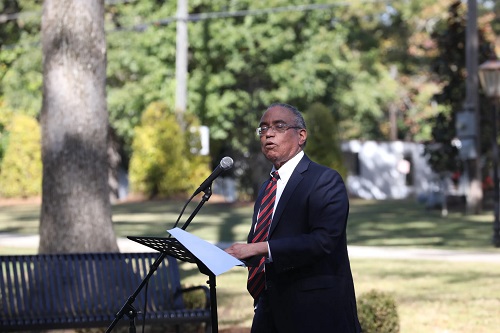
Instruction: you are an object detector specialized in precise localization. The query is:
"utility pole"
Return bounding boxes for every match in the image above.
[389,65,398,141]
[457,0,482,214]
[175,0,188,127]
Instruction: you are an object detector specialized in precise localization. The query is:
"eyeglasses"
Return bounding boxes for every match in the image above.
[256,122,302,136]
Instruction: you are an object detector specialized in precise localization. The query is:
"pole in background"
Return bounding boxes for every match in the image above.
[479,59,500,247]
[491,100,500,247]
[175,0,188,127]
[457,0,482,214]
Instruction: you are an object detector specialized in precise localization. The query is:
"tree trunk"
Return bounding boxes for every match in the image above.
[39,0,118,253]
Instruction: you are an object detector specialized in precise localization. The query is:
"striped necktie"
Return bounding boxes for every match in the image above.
[247,171,279,300]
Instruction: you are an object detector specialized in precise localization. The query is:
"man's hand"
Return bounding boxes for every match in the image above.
[225,242,268,260]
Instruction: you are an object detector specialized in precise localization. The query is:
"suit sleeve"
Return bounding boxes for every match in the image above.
[268,168,349,273]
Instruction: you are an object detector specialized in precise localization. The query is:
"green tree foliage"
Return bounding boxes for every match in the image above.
[2,46,42,117]
[0,0,42,117]
[0,0,22,86]
[186,0,405,145]
[0,114,42,197]
[106,1,178,157]
[185,0,407,194]
[129,101,210,198]
[425,112,462,175]
[1,0,497,196]
[357,290,400,333]
[0,101,14,162]
[304,102,347,179]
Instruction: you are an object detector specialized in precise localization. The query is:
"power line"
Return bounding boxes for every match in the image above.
[189,1,389,21]
[118,0,391,32]
[1,1,391,26]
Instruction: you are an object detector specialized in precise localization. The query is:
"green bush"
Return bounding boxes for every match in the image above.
[0,114,42,198]
[357,290,400,333]
[181,284,208,309]
[0,103,14,165]
[304,102,348,179]
[129,101,210,198]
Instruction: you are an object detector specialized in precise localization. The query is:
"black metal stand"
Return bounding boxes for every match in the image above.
[127,236,219,333]
[107,188,219,332]
[181,188,212,230]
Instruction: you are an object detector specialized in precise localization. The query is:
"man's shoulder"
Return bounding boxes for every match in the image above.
[301,155,337,174]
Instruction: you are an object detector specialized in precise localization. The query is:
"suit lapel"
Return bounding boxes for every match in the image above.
[268,155,310,237]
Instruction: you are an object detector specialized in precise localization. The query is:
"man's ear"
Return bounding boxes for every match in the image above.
[298,129,307,146]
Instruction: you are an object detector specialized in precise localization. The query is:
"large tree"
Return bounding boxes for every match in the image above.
[39,0,118,253]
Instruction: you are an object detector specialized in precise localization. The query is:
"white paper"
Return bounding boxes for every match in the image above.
[167,227,244,276]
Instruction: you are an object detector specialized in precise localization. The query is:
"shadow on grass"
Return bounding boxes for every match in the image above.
[0,204,40,235]
[347,199,493,248]
[0,197,496,249]
[112,199,254,244]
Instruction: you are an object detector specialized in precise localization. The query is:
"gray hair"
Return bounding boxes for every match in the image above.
[267,103,307,130]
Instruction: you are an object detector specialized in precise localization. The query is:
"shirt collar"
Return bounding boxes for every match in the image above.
[270,150,304,184]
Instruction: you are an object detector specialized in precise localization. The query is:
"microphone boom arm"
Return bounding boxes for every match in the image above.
[181,185,212,230]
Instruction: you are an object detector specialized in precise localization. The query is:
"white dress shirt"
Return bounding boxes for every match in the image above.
[265,150,304,261]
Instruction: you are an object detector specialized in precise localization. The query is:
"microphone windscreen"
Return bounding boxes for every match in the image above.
[220,156,234,170]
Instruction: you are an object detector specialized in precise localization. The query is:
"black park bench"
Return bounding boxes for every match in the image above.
[0,252,212,332]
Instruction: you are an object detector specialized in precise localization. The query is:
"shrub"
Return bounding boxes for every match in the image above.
[357,290,400,333]
[0,103,14,165]
[181,284,207,309]
[304,102,348,179]
[129,101,210,198]
[0,114,42,198]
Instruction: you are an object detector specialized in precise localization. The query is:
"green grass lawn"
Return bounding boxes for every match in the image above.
[111,198,497,249]
[1,197,500,332]
[180,258,500,333]
[2,197,495,248]
[348,199,495,249]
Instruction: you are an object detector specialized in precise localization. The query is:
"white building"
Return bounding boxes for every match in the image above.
[341,140,437,200]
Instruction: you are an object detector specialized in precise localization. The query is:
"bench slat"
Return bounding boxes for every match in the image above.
[0,252,211,332]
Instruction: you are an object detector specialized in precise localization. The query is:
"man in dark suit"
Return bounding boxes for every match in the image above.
[225,103,362,333]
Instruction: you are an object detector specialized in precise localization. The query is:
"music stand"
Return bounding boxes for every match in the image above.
[126,229,243,333]
[128,235,218,332]
[107,186,241,333]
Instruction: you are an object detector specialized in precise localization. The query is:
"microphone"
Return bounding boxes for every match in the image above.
[193,156,234,195]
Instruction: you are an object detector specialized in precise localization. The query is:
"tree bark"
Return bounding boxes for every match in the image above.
[39,0,118,253]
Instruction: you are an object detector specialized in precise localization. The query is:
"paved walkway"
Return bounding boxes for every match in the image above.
[346,245,500,263]
[1,233,499,263]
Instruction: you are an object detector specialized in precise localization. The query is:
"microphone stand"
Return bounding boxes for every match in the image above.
[182,187,212,230]
[181,186,220,332]
[106,186,213,333]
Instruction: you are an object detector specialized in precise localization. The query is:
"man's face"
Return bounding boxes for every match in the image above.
[259,106,307,169]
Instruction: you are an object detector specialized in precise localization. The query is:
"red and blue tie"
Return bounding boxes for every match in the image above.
[247,171,279,300]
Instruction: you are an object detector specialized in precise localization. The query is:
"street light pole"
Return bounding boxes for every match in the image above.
[491,98,500,247]
[479,59,500,247]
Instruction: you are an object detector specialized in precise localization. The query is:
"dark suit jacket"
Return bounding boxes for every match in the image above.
[248,154,362,333]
